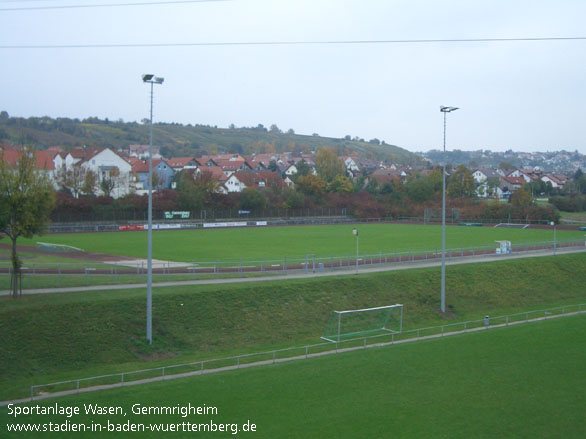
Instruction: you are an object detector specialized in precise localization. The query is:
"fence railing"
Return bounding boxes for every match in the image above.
[28,303,586,401]
[50,207,350,224]
[45,216,567,234]
[2,238,585,291]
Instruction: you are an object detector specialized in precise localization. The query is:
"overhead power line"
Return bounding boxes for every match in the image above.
[1,36,585,50]
[0,0,228,11]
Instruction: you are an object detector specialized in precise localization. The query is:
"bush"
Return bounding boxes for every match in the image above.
[549,195,586,212]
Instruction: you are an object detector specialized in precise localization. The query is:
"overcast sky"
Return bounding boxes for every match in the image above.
[1,0,586,153]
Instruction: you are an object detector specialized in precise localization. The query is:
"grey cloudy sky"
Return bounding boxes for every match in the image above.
[1,0,586,153]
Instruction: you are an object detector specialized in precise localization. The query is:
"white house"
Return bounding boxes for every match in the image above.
[541,174,566,189]
[343,157,360,174]
[77,148,133,198]
[284,164,298,176]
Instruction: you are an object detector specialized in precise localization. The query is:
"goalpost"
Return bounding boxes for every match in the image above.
[494,223,530,229]
[321,304,403,343]
[36,242,84,253]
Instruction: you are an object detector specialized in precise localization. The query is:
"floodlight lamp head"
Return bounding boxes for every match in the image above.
[142,74,154,82]
[440,106,459,113]
[154,77,164,84]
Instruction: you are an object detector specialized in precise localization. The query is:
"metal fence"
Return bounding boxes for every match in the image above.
[45,216,565,234]
[2,238,585,290]
[28,303,586,401]
[50,207,350,223]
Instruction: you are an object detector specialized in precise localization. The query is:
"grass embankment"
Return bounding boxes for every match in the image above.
[0,253,585,400]
[16,224,585,262]
[1,315,584,438]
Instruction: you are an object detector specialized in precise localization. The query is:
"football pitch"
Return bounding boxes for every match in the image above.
[18,223,586,262]
[2,314,584,438]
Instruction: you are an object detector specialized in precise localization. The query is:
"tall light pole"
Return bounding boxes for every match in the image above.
[550,221,557,255]
[352,228,359,273]
[440,106,458,313]
[142,74,164,344]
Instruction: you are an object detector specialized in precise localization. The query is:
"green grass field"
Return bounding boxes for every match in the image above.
[14,223,585,262]
[1,252,585,401]
[2,314,584,438]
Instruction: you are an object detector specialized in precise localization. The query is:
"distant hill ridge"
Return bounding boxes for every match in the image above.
[0,114,424,165]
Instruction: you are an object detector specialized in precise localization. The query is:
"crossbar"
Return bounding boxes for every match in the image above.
[335,304,402,314]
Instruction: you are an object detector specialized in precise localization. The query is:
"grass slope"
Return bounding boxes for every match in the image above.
[0,117,423,164]
[15,223,586,262]
[1,253,585,400]
[2,315,584,438]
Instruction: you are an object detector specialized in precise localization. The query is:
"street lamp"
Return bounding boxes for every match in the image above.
[550,221,557,255]
[440,106,458,314]
[352,228,359,273]
[142,73,164,344]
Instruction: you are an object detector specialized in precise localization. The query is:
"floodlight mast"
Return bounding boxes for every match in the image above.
[352,228,359,273]
[440,105,459,314]
[142,73,164,345]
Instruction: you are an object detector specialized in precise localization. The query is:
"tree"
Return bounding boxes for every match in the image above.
[294,160,312,178]
[81,169,98,196]
[510,186,532,208]
[100,168,120,197]
[406,174,435,203]
[55,165,89,198]
[239,188,267,211]
[486,177,501,198]
[327,175,354,193]
[151,170,162,190]
[0,150,56,298]
[316,147,345,182]
[296,174,326,196]
[177,169,219,211]
[281,188,304,209]
[268,161,280,173]
[447,165,476,198]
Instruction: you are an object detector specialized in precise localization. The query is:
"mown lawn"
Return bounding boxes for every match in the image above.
[16,223,585,262]
[2,314,584,438]
[1,252,585,401]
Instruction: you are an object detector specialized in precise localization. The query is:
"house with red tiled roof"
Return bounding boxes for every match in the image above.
[167,157,200,172]
[128,144,161,160]
[212,153,246,162]
[223,171,283,193]
[369,168,409,185]
[217,159,252,176]
[1,149,56,171]
[501,176,526,193]
[508,168,542,183]
[66,147,133,198]
[541,174,567,189]
[131,158,174,190]
[1,148,58,187]
[197,156,219,167]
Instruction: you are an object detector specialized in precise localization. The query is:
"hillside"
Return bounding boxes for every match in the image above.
[422,148,586,174]
[0,113,425,164]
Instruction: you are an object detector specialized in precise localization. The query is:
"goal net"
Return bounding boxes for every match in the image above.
[321,304,403,343]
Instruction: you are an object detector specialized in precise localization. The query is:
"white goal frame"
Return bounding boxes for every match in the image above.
[321,304,403,343]
[36,242,84,252]
[494,223,530,229]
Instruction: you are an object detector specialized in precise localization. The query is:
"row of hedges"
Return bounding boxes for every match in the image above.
[51,190,558,224]
[549,195,586,212]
